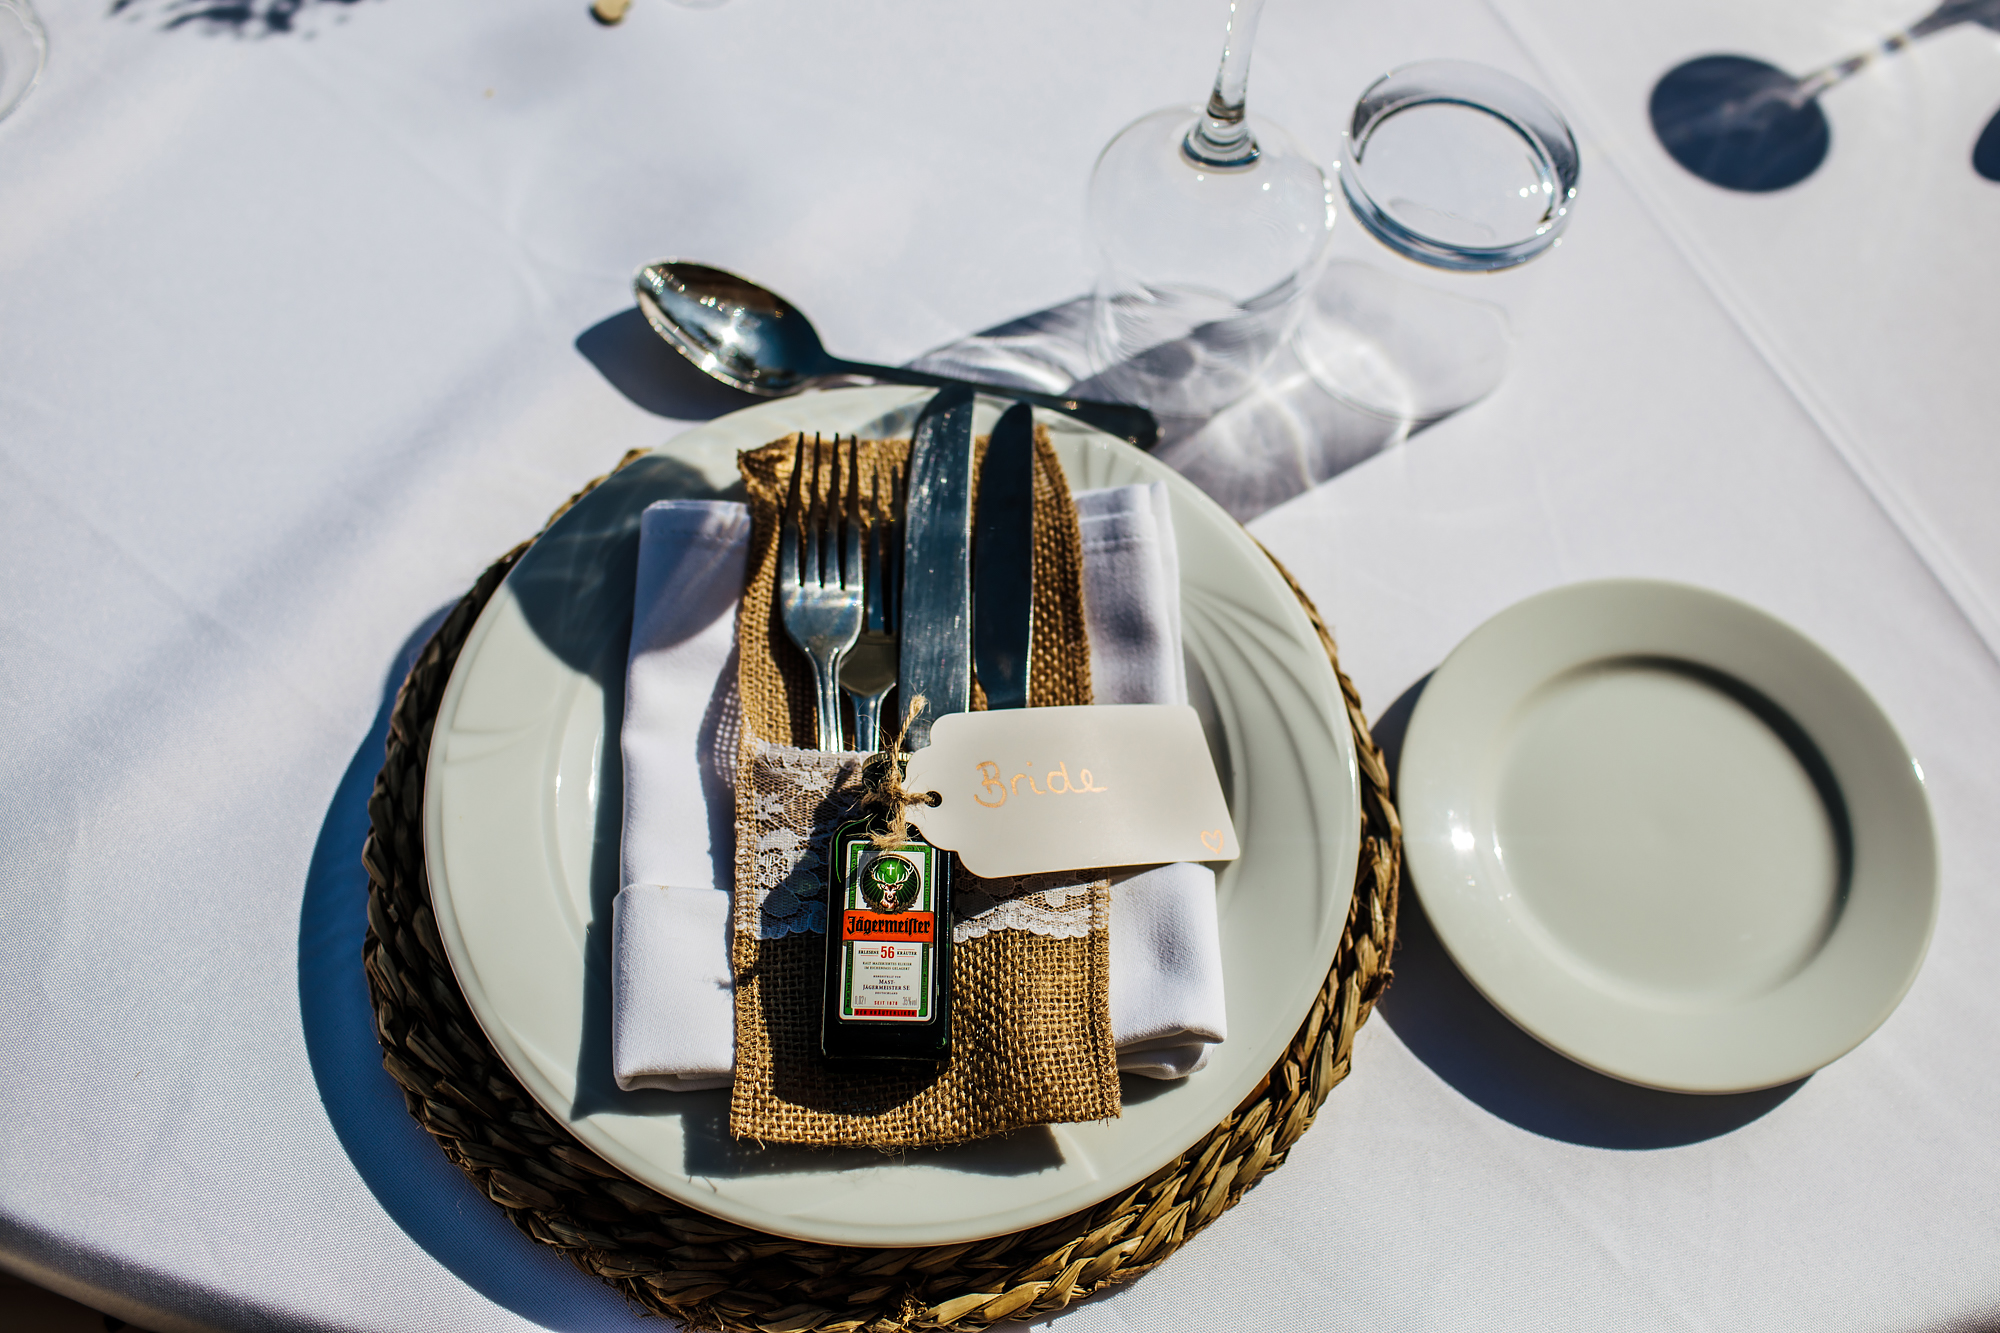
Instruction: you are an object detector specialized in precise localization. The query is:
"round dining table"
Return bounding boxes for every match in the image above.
[3,0,1998,1328]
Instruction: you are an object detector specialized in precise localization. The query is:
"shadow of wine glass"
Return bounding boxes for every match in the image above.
[1367,676,1809,1149]
[1145,344,1412,523]
[907,296,1417,523]
[1650,3,2000,192]
[1976,104,2000,181]
[1649,55,1831,193]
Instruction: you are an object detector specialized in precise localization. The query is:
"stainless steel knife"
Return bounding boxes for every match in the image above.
[899,386,976,751]
[973,402,1035,711]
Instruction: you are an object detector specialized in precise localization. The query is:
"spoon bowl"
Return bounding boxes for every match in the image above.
[633,260,1161,449]
[636,262,837,397]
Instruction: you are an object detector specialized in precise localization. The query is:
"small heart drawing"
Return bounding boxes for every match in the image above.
[1199,828,1225,854]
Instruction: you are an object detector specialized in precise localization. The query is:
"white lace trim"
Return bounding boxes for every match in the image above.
[742,743,863,941]
[952,878,1101,942]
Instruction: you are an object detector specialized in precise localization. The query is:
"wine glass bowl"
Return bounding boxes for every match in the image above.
[1087,105,1335,416]
[1082,0,1335,419]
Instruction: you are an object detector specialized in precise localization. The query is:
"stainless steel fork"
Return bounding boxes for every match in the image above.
[840,462,901,753]
[778,434,864,750]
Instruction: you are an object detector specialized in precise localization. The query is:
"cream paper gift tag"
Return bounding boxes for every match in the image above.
[900,704,1238,879]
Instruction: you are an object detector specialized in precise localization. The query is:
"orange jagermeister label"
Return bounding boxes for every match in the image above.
[834,841,938,1022]
[822,818,953,1061]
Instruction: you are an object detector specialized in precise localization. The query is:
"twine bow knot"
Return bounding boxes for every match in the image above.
[859,694,939,849]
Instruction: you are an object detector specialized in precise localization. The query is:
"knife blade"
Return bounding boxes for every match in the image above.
[973,402,1035,711]
[899,386,976,751]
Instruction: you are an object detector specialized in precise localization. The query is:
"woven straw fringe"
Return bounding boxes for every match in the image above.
[362,450,1401,1333]
[728,430,1116,1148]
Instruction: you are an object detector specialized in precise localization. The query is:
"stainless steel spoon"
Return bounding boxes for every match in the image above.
[635,261,1160,450]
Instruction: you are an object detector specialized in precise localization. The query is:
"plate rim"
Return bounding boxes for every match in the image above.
[1398,577,1939,1094]
[421,386,1364,1244]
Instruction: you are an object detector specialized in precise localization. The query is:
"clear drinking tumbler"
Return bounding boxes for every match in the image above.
[1293,60,1580,422]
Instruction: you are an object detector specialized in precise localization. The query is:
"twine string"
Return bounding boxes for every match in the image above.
[860,693,938,849]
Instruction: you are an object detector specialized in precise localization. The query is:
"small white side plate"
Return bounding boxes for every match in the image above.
[1398,580,1937,1094]
[422,388,1360,1245]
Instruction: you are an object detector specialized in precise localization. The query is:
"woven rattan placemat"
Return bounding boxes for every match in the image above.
[361,455,1400,1333]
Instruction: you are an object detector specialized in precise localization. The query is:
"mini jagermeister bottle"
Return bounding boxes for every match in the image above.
[821,817,953,1063]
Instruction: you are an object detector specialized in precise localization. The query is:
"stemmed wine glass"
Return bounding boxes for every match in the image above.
[1085,0,1335,418]
[0,0,45,125]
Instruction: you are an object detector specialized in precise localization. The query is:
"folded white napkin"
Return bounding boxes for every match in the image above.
[612,501,747,1092]
[1077,483,1225,1078]
[612,483,1225,1091]
[1075,483,1186,708]
[612,885,735,1092]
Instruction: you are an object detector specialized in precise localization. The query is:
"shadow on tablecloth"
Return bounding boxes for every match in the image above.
[575,306,772,423]
[908,296,1416,525]
[578,293,1435,525]
[298,614,643,1329]
[1369,676,1807,1150]
[110,0,369,36]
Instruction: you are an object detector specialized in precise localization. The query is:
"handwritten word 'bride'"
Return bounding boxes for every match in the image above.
[973,760,1109,808]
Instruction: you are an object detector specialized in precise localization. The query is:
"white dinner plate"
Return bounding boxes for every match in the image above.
[422,387,1360,1246]
[1398,580,1937,1093]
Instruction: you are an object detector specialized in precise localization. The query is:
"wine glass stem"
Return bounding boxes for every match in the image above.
[1184,0,1268,169]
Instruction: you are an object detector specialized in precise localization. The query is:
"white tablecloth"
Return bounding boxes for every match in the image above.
[3,0,1998,1329]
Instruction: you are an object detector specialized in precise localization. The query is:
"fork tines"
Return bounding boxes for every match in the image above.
[779,433,868,750]
[782,432,866,591]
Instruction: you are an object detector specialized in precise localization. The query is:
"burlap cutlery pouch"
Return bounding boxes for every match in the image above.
[729,430,1119,1147]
